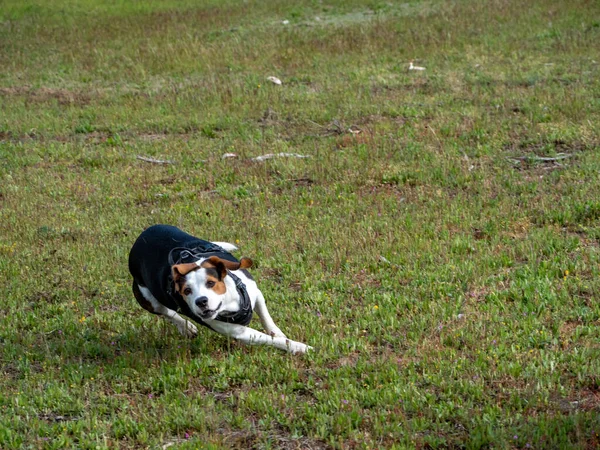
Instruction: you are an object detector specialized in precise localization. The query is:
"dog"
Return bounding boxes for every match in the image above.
[128,225,311,354]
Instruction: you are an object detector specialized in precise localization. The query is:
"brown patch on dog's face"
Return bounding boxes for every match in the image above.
[172,263,200,295]
[205,270,226,295]
[198,256,253,297]
[178,282,194,297]
[200,263,229,295]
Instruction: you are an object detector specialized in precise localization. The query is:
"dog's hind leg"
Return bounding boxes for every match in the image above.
[253,292,286,338]
[206,320,311,354]
[132,282,198,338]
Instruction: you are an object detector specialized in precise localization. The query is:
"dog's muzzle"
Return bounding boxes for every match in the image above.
[197,300,222,319]
[195,297,208,309]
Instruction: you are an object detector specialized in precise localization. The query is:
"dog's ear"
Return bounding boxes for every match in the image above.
[204,256,253,280]
[171,263,199,283]
[238,257,253,270]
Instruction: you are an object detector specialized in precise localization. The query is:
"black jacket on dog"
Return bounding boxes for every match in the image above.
[128,224,247,326]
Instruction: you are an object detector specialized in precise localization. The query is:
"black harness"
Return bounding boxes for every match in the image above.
[167,244,253,326]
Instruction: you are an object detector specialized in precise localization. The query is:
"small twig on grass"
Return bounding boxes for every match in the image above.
[542,164,565,170]
[379,255,392,265]
[136,155,174,165]
[347,125,362,135]
[285,177,313,184]
[379,255,400,269]
[329,119,345,135]
[198,190,219,197]
[251,153,311,162]
[427,125,442,146]
[307,119,327,129]
[510,153,572,162]
[307,118,349,136]
[461,151,475,171]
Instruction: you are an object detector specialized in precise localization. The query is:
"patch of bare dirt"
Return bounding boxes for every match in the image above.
[227,417,330,450]
[555,389,600,413]
[290,177,314,187]
[268,422,331,450]
[137,133,170,142]
[335,132,373,149]
[352,269,382,289]
[505,139,598,173]
[0,130,14,141]
[219,427,258,449]
[25,290,60,305]
[464,285,492,302]
[2,363,20,380]
[260,268,284,282]
[559,320,581,341]
[504,217,533,240]
[327,352,360,370]
[211,412,331,449]
[0,86,92,106]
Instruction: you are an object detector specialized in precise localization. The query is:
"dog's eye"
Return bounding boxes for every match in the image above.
[206,281,216,289]
[183,287,192,296]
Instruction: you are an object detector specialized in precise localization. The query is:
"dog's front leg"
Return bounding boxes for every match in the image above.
[206,321,311,354]
[253,292,286,338]
[135,284,198,338]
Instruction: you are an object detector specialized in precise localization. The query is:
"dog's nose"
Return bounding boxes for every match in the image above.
[195,297,208,309]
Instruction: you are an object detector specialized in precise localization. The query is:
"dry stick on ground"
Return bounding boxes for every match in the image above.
[307,118,344,135]
[379,255,400,269]
[251,153,311,162]
[136,155,174,165]
[510,153,573,162]
[427,125,442,147]
[306,119,327,129]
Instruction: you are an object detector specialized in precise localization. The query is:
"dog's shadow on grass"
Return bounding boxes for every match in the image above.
[36,322,211,366]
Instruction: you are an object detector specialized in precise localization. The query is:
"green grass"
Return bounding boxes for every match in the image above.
[1,0,600,448]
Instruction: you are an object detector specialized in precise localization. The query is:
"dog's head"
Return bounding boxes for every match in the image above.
[171,256,253,320]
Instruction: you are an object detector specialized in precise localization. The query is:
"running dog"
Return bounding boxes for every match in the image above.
[128,225,311,354]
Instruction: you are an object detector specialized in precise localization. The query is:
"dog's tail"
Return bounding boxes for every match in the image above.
[211,241,238,252]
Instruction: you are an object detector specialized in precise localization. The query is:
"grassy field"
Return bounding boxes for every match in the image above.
[1,0,600,448]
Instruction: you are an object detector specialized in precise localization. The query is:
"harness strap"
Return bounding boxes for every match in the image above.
[216,270,253,326]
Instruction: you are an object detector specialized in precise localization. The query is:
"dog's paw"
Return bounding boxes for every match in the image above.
[177,321,198,339]
[286,340,313,355]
